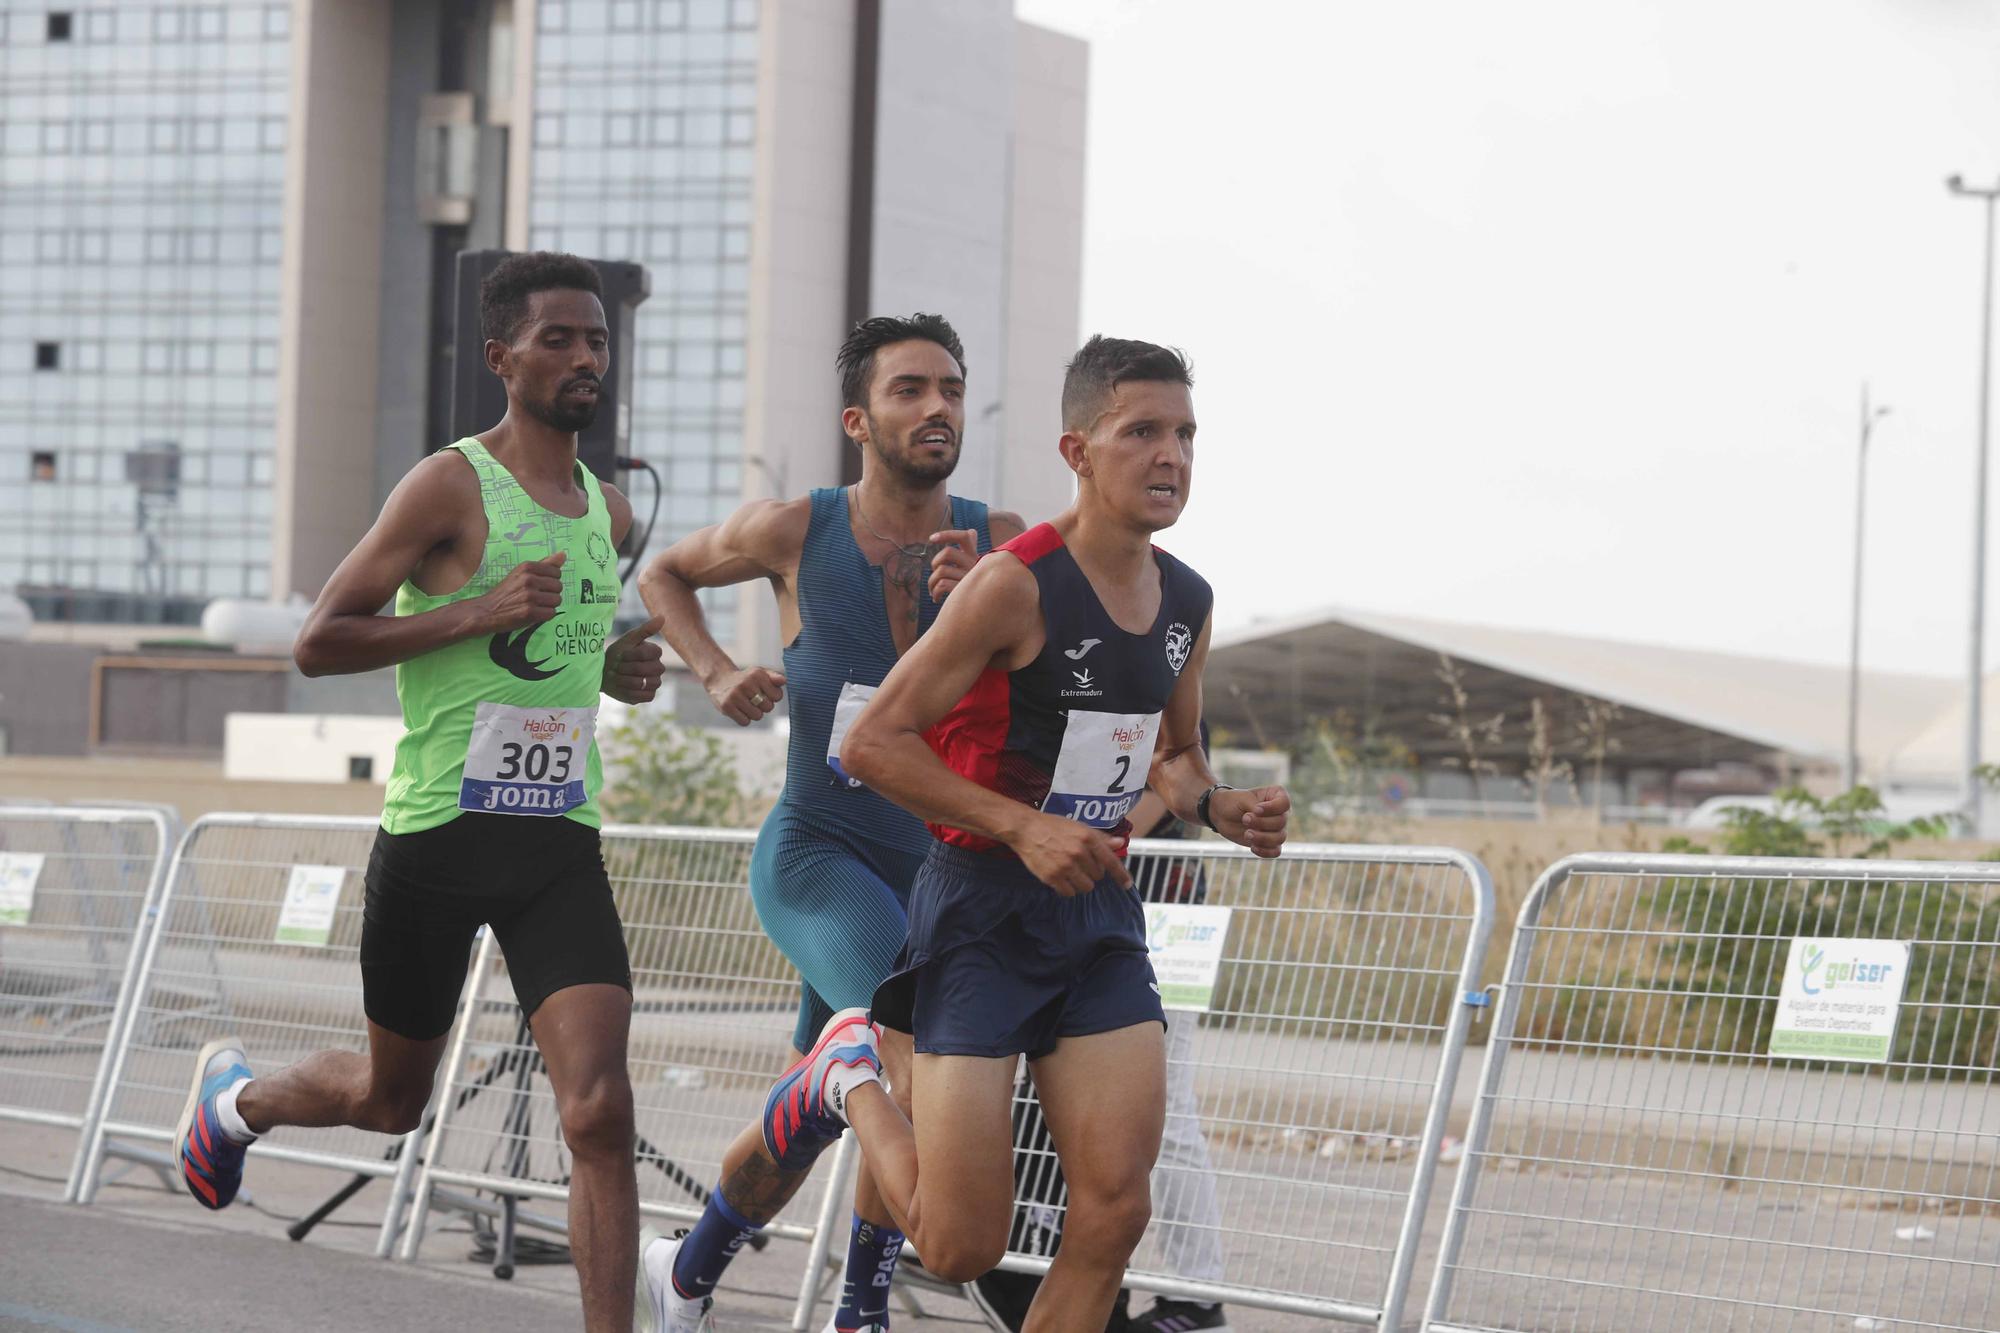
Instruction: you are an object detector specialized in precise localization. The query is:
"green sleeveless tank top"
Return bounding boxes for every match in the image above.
[380,439,620,834]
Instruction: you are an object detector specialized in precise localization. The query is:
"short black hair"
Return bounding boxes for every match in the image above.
[1061,335,1194,432]
[837,313,966,409]
[481,251,604,344]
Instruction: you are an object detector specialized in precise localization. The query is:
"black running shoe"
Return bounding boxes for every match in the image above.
[964,1268,1038,1332]
[1125,1296,1230,1333]
[966,1272,1132,1331]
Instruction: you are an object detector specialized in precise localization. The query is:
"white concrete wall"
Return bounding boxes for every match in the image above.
[869,0,1016,509]
[739,0,858,667]
[271,0,393,600]
[224,714,403,784]
[1002,21,1089,526]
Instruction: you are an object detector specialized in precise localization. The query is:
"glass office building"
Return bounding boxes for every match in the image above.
[526,0,758,643]
[0,0,1083,667]
[0,1,291,622]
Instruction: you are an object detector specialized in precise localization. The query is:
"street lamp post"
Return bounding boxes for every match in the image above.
[1949,174,2000,834]
[1844,386,1889,792]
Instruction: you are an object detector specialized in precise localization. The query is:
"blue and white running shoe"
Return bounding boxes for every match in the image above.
[172,1038,253,1210]
[762,1007,880,1170]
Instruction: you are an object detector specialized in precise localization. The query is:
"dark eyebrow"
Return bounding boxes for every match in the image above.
[539,323,610,338]
[885,373,965,388]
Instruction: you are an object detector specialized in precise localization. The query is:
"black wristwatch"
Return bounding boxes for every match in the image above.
[1195,784,1236,833]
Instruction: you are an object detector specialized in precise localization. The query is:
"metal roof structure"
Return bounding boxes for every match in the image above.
[1204,606,1958,777]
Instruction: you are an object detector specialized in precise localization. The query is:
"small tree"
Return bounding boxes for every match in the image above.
[1287,709,1416,842]
[1649,785,1989,1074]
[1520,696,1574,820]
[600,710,748,829]
[1570,696,1623,824]
[1429,655,1505,807]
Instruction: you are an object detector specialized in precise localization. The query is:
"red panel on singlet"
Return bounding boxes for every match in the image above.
[922,666,1011,850]
[920,524,1061,852]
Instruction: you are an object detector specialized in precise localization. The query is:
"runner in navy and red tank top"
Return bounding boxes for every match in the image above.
[744,335,1293,1331]
[923,521,1211,854]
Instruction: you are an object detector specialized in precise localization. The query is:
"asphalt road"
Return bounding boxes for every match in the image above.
[0,1193,578,1333]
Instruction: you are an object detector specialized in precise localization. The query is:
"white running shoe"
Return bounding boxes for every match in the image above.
[637,1225,716,1333]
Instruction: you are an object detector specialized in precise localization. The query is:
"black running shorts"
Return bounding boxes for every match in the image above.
[359,812,631,1041]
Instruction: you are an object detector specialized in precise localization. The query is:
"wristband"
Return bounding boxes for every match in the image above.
[1195,784,1236,834]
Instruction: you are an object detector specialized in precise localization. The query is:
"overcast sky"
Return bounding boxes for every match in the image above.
[1013,0,2000,681]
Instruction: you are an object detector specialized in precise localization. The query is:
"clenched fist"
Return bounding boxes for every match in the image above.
[1207,785,1291,859]
[927,529,981,602]
[708,664,786,727]
[480,552,566,631]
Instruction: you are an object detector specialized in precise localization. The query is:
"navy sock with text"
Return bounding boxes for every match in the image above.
[834,1213,905,1330]
[670,1185,762,1302]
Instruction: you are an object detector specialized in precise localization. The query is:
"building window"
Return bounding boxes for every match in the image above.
[348,755,374,781]
[35,342,60,371]
[31,452,57,482]
[47,11,73,41]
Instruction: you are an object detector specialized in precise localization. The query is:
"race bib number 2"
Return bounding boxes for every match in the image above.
[1042,709,1162,829]
[459,702,597,816]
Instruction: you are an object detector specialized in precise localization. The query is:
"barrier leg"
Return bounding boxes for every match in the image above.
[1381,857,1494,1333]
[75,828,196,1205]
[65,814,178,1202]
[401,930,496,1262]
[1419,881,1546,1332]
[789,1132,859,1332]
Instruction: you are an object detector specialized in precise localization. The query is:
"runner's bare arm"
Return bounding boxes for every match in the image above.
[843,555,1133,895]
[635,497,809,725]
[294,453,562,677]
[602,481,634,548]
[1150,617,1289,858]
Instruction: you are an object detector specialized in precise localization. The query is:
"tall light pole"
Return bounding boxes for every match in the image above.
[1949,174,2000,834]
[1845,386,1889,792]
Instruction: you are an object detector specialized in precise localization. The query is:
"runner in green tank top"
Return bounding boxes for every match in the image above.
[163,254,667,1333]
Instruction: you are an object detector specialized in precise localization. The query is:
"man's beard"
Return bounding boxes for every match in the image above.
[870,416,960,483]
[527,388,599,433]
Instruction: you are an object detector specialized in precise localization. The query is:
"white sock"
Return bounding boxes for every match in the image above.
[213,1076,258,1144]
[824,1061,881,1124]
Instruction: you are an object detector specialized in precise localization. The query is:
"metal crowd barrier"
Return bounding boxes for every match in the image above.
[982,839,1495,1331]
[75,813,437,1255]
[1424,852,2000,1333]
[58,812,1496,1327]
[399,826,863,1313]
[400,832,1494,1330]
[0,803,178,1201]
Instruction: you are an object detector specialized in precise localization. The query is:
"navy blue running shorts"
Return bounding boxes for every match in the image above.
[871,840,1166,1060]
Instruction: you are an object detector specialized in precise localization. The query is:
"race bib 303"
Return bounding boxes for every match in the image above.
[458,702,597,816]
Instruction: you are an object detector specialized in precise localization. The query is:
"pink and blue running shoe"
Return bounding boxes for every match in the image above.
[763,1007,880,1170]
[173,1038,253,1209]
